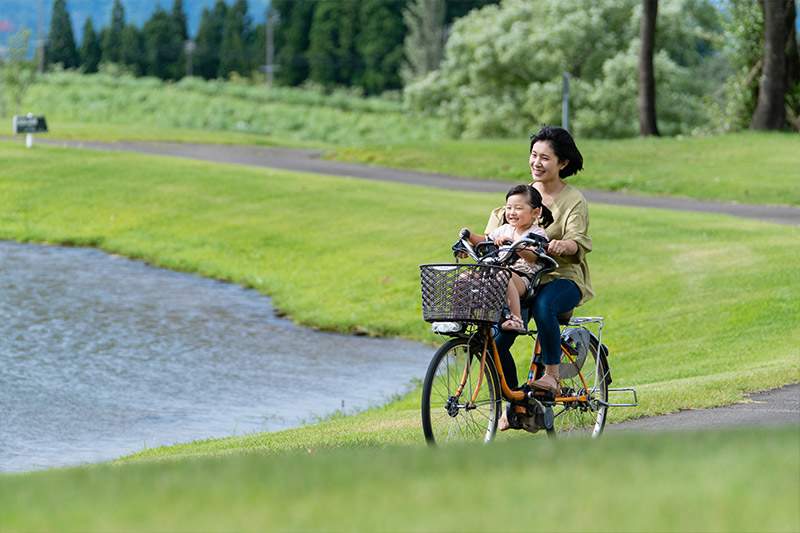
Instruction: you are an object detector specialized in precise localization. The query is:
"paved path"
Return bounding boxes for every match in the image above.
[612,383,800,432]
[8,136,800,428]
[8,137,800,226]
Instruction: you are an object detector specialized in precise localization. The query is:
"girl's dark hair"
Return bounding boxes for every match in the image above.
[529,125,584,178]
[505,183,553,228]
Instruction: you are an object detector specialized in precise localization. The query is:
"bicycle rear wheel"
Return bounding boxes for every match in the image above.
[551,337,609,438]
[421,337,501,446]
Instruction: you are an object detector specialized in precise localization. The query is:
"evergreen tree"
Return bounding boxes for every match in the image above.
[250,21,266,78]
[169,0,188,79]
[46,0,79,69]
[445,0,498,22]
[79,16,101,73]
[119,23,144,76]
[307,0,359,87]
[101,0,126,64]
[273,0,317,85]
[218,0,252,78]
[356,0,405,94]
[142,5,183,80]
[194,0,227,79]
[171,0,189,41]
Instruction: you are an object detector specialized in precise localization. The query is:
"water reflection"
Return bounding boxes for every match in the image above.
[0,241,431,473]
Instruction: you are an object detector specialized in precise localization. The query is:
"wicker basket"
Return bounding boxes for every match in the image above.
[420,263,512,324]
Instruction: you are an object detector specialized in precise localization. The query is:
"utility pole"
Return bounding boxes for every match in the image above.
[562,72,570,132]
[36,0,45,73]
[185,40,196,77]
[266,9,276,87]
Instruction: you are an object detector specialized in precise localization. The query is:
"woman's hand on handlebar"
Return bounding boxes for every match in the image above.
[546,238,578,257]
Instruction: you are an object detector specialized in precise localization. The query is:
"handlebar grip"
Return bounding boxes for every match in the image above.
[460,228,471,239]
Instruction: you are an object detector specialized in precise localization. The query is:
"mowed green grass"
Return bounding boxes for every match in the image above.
[1,140,798,532]
[1,427,797,532]
[328,131,800,206]
[1,140,797,421]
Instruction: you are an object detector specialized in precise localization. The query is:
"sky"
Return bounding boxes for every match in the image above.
[0,0,270,47]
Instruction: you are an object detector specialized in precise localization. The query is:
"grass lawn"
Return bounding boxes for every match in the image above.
[2,140,797,420]
[1,137,798,532]
[328,131,800,206]
[1,426,797,532]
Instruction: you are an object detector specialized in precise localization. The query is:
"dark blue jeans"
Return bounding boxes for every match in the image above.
[494,279,582,389]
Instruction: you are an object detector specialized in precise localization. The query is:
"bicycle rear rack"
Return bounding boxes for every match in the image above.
[600,387,638,408]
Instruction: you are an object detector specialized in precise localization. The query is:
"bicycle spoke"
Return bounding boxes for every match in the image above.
[421,337,500,446]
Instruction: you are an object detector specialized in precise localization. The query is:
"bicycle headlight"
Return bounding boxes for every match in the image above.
[431,322,462,334]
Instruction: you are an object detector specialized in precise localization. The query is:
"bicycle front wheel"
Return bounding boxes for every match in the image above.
[421,337,501,446]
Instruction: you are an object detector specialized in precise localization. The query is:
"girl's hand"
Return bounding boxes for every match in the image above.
[494,237,511,247]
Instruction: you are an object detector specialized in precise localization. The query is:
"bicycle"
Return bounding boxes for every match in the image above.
[419,231,637,445]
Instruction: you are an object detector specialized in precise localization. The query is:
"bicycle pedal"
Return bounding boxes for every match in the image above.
[528,389,556,404]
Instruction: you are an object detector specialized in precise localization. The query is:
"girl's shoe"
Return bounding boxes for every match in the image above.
[500,314,525,332]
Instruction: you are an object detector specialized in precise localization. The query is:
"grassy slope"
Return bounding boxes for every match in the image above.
[328,132,800,205]
[2,141,798,421]
[1,130,798,531]
[1,427,797,532]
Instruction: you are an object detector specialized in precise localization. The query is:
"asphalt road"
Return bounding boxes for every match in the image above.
[612,383,800,432]
[7,136,800,429]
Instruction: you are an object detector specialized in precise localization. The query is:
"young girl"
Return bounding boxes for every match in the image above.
[461,184,553,331]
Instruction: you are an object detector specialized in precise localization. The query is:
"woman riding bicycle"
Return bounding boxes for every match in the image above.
[489,126,593,404]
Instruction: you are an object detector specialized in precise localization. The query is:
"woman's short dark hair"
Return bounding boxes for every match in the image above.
[529,125,584,178]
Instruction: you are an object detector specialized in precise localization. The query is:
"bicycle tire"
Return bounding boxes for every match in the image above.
[421,337,502,446]
[549,336,609,438]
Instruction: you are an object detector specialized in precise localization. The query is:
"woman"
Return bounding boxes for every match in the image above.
[487,125,593,404]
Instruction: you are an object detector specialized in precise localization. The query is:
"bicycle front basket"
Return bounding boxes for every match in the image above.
[419,263,512,324]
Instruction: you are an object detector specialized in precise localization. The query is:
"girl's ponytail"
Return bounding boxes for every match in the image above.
[538,205,554,228]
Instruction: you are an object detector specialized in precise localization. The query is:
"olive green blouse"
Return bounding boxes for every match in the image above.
[484,184,594,306]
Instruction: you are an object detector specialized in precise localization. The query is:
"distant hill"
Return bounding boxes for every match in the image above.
[0,0,269,48]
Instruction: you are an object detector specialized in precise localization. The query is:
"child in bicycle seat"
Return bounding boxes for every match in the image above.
[461,184,553,332]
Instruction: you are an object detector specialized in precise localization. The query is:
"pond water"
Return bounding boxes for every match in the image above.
[0,241,432,473]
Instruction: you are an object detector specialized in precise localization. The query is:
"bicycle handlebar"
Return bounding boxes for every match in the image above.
[452,231,558,270]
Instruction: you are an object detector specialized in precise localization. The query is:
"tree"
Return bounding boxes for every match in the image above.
[1,29,36,115]
[273,0,317,85]
[218,0,252,78]
[171,0,188,41]
[194,0,227,79]
[638,0,660,136]
[47,0,79,69]
[307,1,359,87]
[170,0,188,78]
[79,17,101,73]
[445,0,499,21]
[405,0,718,138]
[142,6,182,79]
[784,0,800,129]
[101,0,126,64]
[356,0,405,93]
[751,0,789,129]
[401,0,446,86]
[119,23,144,76]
